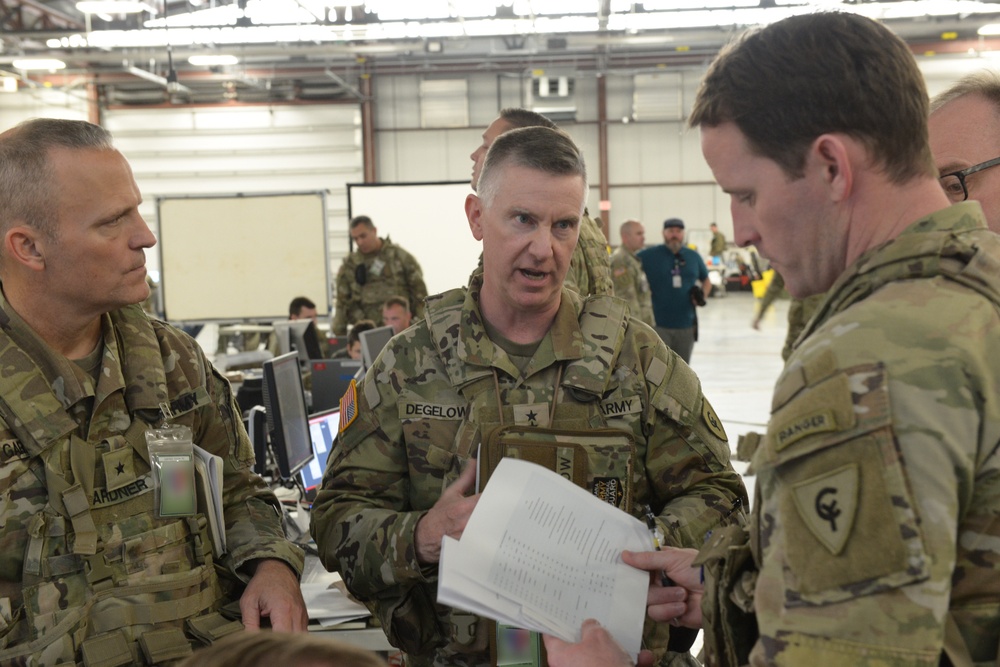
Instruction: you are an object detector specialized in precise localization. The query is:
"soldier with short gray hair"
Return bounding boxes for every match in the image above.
[311,126,747,667]
[0,118,308,665]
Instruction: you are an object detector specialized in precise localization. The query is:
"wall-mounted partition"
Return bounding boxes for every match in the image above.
[158,192,330,321]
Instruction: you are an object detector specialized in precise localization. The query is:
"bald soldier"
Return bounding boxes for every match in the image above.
[610,219,655,327]
[547,12,1000,667]
[469,107,614,296]
[312,126,747,667]
[0,119,307,664]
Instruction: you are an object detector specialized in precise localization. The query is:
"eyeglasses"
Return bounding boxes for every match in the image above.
[939,155,1000,202]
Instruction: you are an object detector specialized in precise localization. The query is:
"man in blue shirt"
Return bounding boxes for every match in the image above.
[637,218,711,363]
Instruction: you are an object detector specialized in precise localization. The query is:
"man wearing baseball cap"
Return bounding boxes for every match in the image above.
[637,217,711,363]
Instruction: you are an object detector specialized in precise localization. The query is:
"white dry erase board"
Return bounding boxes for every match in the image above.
[346,181,482,297]
[157,192,330,321]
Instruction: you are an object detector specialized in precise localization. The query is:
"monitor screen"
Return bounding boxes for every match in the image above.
[359,325,394,370]
[261,352,314,479]
[300,408,339,492]
[245,405,269,477]
[272,319,323,366]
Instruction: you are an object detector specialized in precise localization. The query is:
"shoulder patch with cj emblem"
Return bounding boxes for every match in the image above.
[791,464,859,555]
[702,398,727,441]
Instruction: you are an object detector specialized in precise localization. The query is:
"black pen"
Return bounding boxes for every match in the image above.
[642,504,674,587]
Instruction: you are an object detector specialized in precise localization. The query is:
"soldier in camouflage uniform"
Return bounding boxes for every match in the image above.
[0,119,307,665]
[610,219,655,327]
[751,271,824,362]
[469,108,614,297]
[708,224,726,258]
[332,215,427,335]
[546,12,1000,667]
[311,127,747,667]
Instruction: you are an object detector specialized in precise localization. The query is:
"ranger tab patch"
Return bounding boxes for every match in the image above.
[791,464,859,556]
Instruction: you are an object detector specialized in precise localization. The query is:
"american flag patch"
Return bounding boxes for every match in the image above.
[339,380,358,433]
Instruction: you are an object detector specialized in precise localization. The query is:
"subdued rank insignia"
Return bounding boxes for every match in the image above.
[591,477,624,508]
[103,447,136,492]
[791,464,859,556]
[702,399,727,441]
[513,403,549,428]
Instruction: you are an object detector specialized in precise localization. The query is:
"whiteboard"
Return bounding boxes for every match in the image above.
[157,192,330,321]
[346,182,482,297]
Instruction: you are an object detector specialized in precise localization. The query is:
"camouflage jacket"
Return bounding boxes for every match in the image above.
[311,278,747,667]
[332,237,428,334]
[610,245,655,327]
[566,212,614,297]
[0,297,303,664]
[726,202,1000,666]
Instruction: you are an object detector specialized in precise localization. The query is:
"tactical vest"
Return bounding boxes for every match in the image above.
[0,306,236,666]
[699,223,1000,667]
[385,289,692,667]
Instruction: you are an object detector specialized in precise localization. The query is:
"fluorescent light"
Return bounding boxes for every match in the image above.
[188,54,239,66]
[76,1,152,14]
[1,77,17,93]
[12,59,66,70]
[980,23,1000,36]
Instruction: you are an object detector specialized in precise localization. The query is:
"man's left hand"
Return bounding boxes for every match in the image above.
[240,558,309,632]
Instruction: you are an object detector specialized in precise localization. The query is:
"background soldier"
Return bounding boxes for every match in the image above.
[332,215,427,335]
[0,118,307,664]
[312,126,746,667]
[610,219,655,327]
[708,222,726,257]
[547,11,1000,666]
[469,107,614,296]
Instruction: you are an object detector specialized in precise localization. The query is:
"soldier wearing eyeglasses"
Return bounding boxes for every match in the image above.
[930,70,1000,232]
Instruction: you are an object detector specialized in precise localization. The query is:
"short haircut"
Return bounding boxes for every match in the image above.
[619,219,641,235]
[347,319,376,345]
[382,295,410,313]
[350,215,374,230]
[498,108,558,131]
[176,631,386,667]
[0,118,115,238]
[930,69,1000,114]
[477,126,587,208]
[689,12,935,184]
[288,296,316,317]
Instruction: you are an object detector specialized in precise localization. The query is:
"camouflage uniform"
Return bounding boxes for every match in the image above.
[610,244,655,327]
[709,231,726,257]
[565,213,614,297]
[701,202,1000,666]
[0,297,304,665]
[332,237,428,335]
[756,271,824,362]
[311,277,747,667]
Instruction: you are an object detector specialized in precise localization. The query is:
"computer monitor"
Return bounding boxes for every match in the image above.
[272,319,323,366]
[310,359,363,413]
[299,408,339,496]
[261,352,314,479]
[359,325,394,370]
[245,405,270,477]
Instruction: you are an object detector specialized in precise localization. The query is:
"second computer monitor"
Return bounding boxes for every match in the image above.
[261,352,314,479]
[359,325,394,370]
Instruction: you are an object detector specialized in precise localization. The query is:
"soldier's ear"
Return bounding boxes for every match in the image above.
[5,225,46,271]
[466,194,485,241]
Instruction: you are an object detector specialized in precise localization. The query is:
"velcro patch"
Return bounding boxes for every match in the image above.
[0,439,28,463]
[591,477,624,508]
[600,396,641,419]
[774,408,837,451]
[791,464,859,555]
[339,381,358,433]
[103,447,136,492]
[399,402,469,421]
[701,399,727,441]
[513,403,549,427]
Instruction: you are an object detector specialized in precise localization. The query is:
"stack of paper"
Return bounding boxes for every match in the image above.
[438,458,651,659]
[193,444,226,558]
[301,570,372,629]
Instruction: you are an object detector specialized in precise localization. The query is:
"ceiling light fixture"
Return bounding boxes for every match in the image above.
[188,54,240,66]
[12,58,67,70]
[76,1,153,14]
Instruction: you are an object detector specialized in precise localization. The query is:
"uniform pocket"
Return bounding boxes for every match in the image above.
[755,363,930,607]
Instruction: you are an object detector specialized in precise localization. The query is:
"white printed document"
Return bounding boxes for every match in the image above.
[437,458,651,659]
